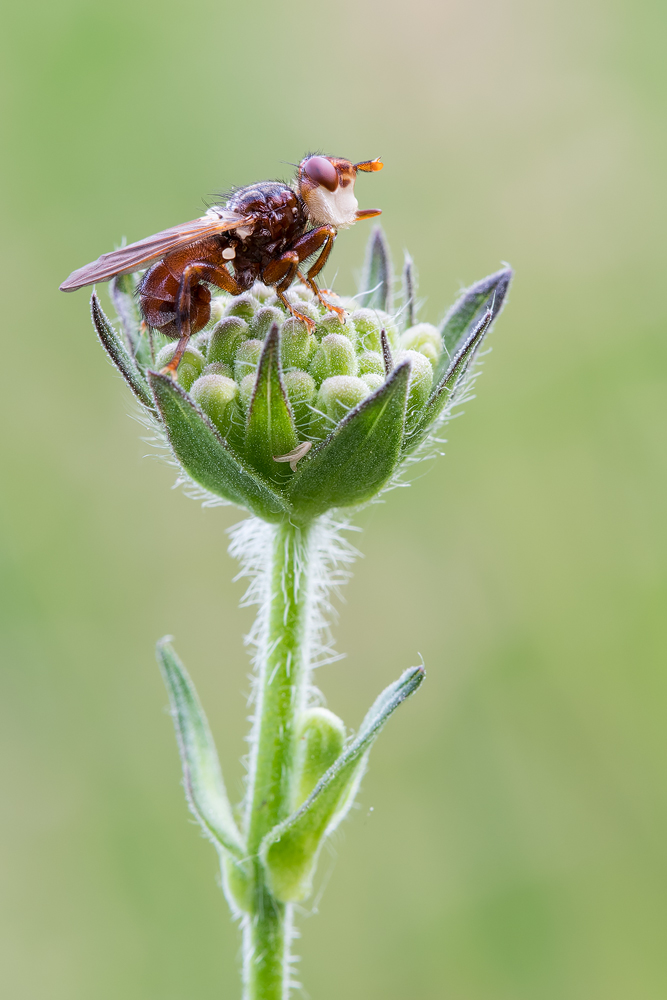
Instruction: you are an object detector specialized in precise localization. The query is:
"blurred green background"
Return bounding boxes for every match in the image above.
[2,0,667,997]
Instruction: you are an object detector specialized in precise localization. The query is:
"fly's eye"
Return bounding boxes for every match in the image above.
[303,156,339,192]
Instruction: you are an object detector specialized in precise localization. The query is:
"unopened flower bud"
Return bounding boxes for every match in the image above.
[349,308,382,352]
[234,338,263,382]
[310,333,358,383]
[224,292,260,321]
[208,316,249,366]
[395,349,433,429]
[319,375,369,422]
[360,372,384,393]
[283,369,317,431]
[208,294,229,324]
[316,311,355,345]
[203,361,234,378]
[357,350,384,376]
[294,708,346,808]
[281,318,313,370]
[155,343,205,391]
[399,322,442,368]
[249,305,283,340]
[238,372,256,411]
[190,374,239,438]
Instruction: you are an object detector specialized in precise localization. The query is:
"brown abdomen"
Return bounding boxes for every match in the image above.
[139,240,219,339]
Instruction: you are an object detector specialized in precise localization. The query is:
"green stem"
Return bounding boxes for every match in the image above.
[243,519,314,1000]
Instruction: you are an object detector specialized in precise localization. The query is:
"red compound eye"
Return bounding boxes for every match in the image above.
[303,156,339,192]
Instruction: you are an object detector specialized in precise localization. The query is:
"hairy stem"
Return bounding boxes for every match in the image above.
[243,519,314,1000]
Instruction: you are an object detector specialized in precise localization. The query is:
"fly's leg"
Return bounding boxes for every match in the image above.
[160,262,243,376]
[261,251,317,331]
[290,225,345,321]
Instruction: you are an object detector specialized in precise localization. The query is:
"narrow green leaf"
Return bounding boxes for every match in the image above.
[260,665,425,902]
[358,225,393,313]
[403,308,493,454]
[288,362,411,520]
[148,370,290,521]
[91,293,155,411]
[401,252,417,330]
[109,272,142,356]
[436,266,512,382]
[245,324,298,480]
[156,638,245,859]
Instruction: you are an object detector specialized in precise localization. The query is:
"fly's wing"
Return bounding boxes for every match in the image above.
[60,209,254,291]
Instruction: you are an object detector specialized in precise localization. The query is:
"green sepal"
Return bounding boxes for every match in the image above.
[358,225,393,313]
[109,272,142,357]
[401,252,418,330]
[288,362,411,520]
[436,266,512,381]
[260,665,425,902]
[91,293,155,412]
[293,708,346,808]
[245,324,298,480]
[148,370,289,521]
[403,308,493,454]
[156,638,246,860]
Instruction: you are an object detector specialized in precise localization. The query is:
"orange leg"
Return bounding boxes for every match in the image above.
[161,262,243,375]
[290,226,345,320]
[262,251,318,331]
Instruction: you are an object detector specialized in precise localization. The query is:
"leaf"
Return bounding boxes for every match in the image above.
[156,638,245,859]
[260,665,425,902]
[148,370,290,521]
[358,225,393,313]
[288,362,411,520]
[109,272,142,356]
[401,252,417,330]
[91,293,155,411]
[245,324,298,480]
[403,308,493,453]
[436,266,512,381]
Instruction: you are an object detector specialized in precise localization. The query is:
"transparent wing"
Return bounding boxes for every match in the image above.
[60,209,254,291]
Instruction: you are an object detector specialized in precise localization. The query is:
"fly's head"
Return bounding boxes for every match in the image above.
[297,155,383,230]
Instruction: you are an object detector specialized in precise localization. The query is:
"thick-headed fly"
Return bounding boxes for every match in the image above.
[60,155,383,373]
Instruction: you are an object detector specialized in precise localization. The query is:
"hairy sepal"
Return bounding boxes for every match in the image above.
[148,370,289,521]
[358,225,393,313]
[91,293,155,412]
[109,272,142,357]
[288,362,411,520]
[436,266,512,382]
[156,638,245,860]
[245,324,298,480]
[260,665,425,902]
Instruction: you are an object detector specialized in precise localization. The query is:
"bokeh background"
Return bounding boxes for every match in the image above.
[2,0,667,997]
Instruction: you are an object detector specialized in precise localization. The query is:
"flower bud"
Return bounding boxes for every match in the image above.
[294,708,346,808]
[155,343,205,392]
[309,334,358,383]
[208,294,229,324]
[203,361,234,378]
[249,305,283,340]
[283,370,317,431]
[399,322,442,368]
[394,349,433,430]
[357,350,384,376]
[234,338,263,382]
[349,308,382,352]
[316,311,356,346]
[319,375,369,423]
[360,372,384,393]
[223,292,259,321]
[280,318,313,370]
[208,316,249,366]
[238,372,256,412]
[190,373,239,439]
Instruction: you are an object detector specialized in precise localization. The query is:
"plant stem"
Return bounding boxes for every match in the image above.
[243,519,314,1000]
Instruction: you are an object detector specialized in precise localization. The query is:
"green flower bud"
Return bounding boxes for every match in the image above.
[360,372,384,393]
[309,333,358,384]
[316,311,356,345]
[155,342,205,392]
[279,293,320,324]
[190,374,239,439]
[357,350,384,376]
[203,361,234,378]
[319,375,370,423]
[224,292,259,321]
[283,369,317,432]
[280,318,313,370]
[249,305,284,340]
[373,310,400,348]
[294,708,346,808]
[238,372,256,411]
[208,317,249,366]
[234,338,263,382]
[399,322,442,368]
[209,294,230,323]
[251,281,276,303]
[395,349,433,429]
[349,308,382,352]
